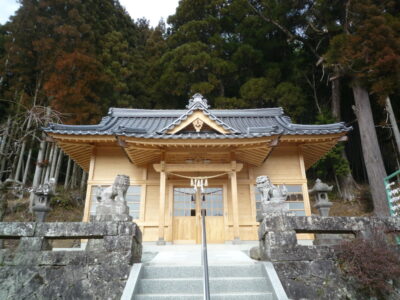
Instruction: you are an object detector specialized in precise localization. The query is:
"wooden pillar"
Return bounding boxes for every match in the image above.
[167,183,174,242]
[157,161,167,245]
[230,160,240,243]
[83,147,95,222]
[248,168,256,220]
[139,168,147,223]
[298,146,314,241]
[298,146,312,216]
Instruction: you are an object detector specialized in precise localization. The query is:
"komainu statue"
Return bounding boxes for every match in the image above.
[256,175,289,220]
[94,175,131,221]
[256,175,288,203]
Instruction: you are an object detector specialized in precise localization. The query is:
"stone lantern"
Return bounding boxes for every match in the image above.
[309,179,342,245]
[309,178,333,217]
[32,178,55,222]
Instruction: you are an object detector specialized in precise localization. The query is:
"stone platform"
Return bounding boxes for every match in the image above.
[143,242,258,265]
[0,221,142,300]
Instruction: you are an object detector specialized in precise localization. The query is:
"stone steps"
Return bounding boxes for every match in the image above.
[134,264,274,299]
[141,264,264,278]
[135,292,273,299]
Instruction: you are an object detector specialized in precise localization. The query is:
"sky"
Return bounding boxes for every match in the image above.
[0,0,180,27]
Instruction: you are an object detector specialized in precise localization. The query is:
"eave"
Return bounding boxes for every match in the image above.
[47,133,116,172]
[119,136,276,167]
[280,133,348,169]
[47,131,347,171]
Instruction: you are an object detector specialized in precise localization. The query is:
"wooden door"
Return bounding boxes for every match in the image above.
[172,188,197,243]
[172,186,225,244]
[202,187,225,243]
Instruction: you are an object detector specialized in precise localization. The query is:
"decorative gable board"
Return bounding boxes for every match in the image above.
[167,111,231,135]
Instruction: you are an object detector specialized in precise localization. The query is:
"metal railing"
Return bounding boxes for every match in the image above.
[201,209,211,300]
[384,169,400,245]
[384,169,400,217]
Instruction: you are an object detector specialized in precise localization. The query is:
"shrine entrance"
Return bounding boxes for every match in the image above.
[172,186,225,244]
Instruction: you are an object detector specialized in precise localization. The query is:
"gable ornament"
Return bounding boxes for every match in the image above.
[186,93,210,109]
[193,118,204,132]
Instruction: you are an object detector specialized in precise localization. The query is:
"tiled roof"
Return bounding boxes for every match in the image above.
[44,94,351,139]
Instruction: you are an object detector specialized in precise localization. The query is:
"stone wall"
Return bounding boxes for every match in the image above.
[258,214,400,299]
[0,221,142,300]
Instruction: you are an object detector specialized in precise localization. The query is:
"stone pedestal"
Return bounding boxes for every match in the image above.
[156,238,166,245]
[257,201,290,222]
[93,200,132,222]
[32,205,51,222]
[232,237,241,244]
[92,214,132,222]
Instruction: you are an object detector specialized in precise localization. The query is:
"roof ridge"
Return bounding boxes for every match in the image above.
[108,107,285,118]
[43,94,351,138]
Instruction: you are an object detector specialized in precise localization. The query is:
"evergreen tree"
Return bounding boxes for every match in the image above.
[157,0,314,117]
[1,0,155,124]
[325,0,400,216]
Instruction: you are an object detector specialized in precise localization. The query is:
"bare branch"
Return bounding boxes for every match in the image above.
[304,73,322,114]
[246,0,322,60]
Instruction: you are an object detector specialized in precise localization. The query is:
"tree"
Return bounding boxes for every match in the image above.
[325,0,400,216]
[246,0,399,212]
[158,0,314,116]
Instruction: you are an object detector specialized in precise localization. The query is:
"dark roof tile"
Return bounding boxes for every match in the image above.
[44,94,351,139]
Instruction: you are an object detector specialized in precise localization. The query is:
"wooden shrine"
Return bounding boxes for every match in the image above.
[44,94,350,244]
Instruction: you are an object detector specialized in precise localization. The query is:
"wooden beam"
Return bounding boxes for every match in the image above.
[153,163,243,173]
[124,136,272,147]
[280,132,346,143]
[50,133,116,143]
[132,155,160,166]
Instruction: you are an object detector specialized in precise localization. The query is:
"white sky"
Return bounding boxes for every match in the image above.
[0,0,20,24]
[120,0,180,27]
[0,0,180,27]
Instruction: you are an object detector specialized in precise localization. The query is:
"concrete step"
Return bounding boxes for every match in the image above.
[137,277,270,294]
[135,292,273,300]
[141,264,264,279]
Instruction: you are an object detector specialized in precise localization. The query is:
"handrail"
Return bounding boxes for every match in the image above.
[384,169,400,217]
[201,209,211,300]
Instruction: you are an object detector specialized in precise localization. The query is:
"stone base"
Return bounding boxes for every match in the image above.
[257,202,291,221]
[92,214,132,222]
[232,237,241,245]
[156,238,166,245]
[96,202,130,219]
[32,206,51,222]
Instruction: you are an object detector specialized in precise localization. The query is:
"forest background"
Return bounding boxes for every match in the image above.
[0,0,399,217]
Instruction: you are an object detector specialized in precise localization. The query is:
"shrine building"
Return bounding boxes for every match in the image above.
[44,94,351,244]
